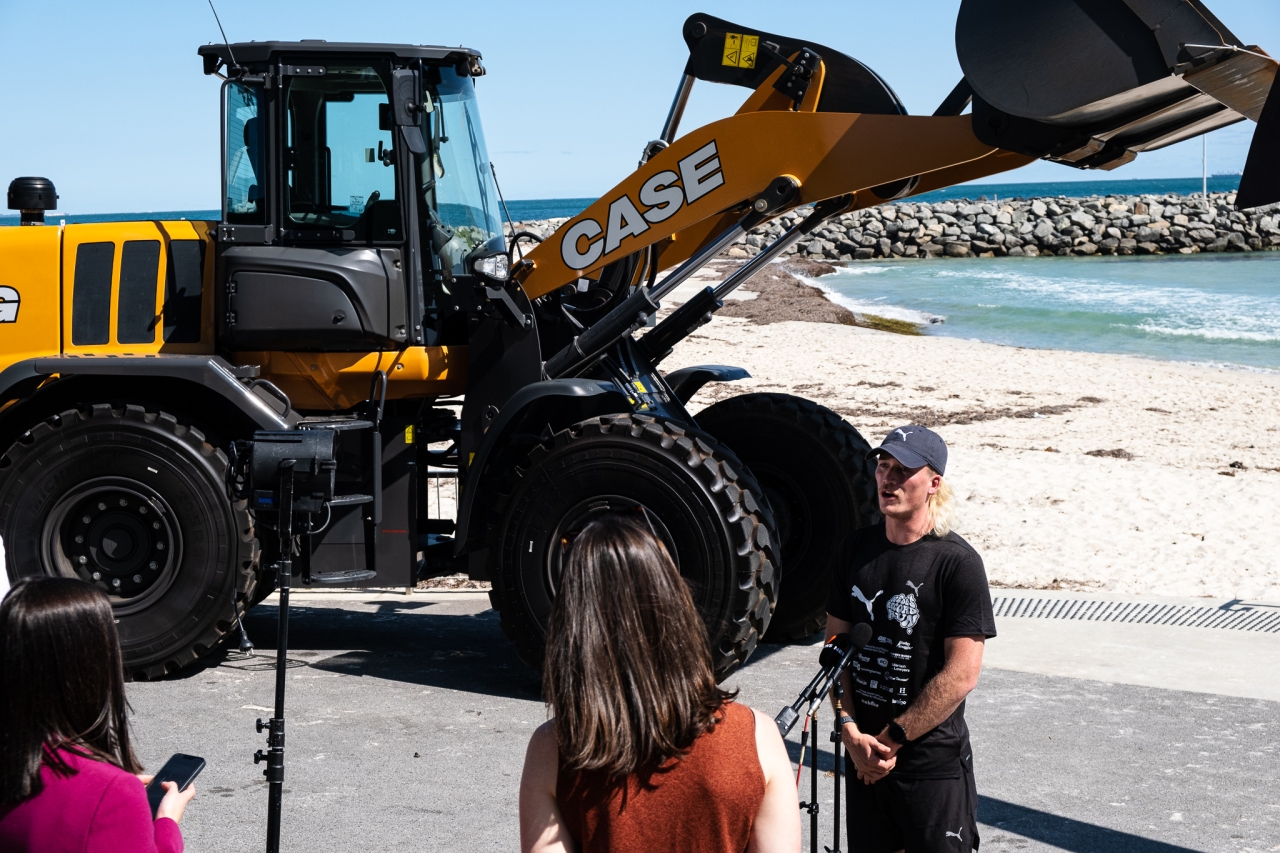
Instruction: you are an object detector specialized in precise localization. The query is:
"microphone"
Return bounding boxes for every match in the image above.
[775,623,873,736]
[849,623,873,654]
[775,634,850,735]
[818,633,852,669]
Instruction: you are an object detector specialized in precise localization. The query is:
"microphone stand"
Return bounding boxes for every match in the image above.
[829,677,847,853]
[776,639,863,853]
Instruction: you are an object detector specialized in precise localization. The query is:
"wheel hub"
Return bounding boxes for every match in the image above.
[545,496,679,595]
[45,480,182,609]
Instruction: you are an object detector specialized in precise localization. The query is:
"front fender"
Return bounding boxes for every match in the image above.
[664,364,750,405]
[453,378,633,557]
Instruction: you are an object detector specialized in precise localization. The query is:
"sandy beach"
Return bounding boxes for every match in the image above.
[654,259,1280,602]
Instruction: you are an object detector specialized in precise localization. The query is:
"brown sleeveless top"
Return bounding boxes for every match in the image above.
[556,701,765,853]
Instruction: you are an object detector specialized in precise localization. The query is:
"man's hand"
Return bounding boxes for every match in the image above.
[842,723,895,784]
[873,727,902,759]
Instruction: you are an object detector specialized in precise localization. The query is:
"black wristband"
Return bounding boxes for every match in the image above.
[887,721,908,745]
[838,715,856,729]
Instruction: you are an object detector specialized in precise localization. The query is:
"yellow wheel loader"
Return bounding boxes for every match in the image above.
[1,2,1275,679]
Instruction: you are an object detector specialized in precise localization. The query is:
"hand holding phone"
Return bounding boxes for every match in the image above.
[145,754,205,821]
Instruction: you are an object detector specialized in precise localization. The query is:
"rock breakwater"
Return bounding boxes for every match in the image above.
[506,191,1280,262]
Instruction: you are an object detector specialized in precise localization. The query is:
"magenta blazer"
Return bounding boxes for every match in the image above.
[0,748,183,853]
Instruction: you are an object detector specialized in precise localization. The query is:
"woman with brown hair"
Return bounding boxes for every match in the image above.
[519,514,799,853]
[0,577,196,852]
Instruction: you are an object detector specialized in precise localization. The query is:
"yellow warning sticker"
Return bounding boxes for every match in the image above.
[723,33,741,67]
[633,380,648,393]
[404,425,415,445]
[722,33,758,69]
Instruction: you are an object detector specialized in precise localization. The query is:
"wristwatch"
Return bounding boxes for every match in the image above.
[886,721,909,745]
[838,715,856,729]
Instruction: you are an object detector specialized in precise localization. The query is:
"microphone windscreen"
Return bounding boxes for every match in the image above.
[818,633,851,668]
[851,622,873,650]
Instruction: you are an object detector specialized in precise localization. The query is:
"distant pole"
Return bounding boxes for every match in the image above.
[1202,136,1208,198]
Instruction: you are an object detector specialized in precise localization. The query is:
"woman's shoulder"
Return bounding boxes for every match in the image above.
[720,700,755,725]
[47,747,135,787]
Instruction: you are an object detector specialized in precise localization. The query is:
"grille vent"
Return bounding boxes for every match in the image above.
[992,596,1280,633]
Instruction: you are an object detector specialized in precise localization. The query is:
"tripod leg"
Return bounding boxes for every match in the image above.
[810,710,819,853]
[237,616,255,655]
[831,721,843,853]
[254,461,295,853]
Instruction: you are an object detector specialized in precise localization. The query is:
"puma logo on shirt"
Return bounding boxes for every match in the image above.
[851,585,883,618]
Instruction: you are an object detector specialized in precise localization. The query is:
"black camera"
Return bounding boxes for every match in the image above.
[248,430,337,514]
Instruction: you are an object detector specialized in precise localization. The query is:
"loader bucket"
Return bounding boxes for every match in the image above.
[955,0,1277,202]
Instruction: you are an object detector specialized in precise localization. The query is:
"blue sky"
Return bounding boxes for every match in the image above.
[1,0,1275,214]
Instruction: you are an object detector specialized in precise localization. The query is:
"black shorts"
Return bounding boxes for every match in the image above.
[844,754,980,853]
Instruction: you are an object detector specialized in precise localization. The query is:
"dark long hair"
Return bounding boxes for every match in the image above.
[544,514,734,777]
[0,577,142,806]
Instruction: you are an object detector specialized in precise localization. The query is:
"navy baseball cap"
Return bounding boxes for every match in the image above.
[868,425,948,476]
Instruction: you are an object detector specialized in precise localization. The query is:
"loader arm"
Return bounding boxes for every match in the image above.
[516,110,1021,300]
[516,4,1276,299]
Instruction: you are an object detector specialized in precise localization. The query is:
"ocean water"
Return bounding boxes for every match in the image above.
[5,181,1273,371]
[804,252,1280,371]
[911,174,1241,203]
[0,176,1242,226]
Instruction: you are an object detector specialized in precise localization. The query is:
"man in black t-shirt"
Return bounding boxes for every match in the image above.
[827,425,996,853]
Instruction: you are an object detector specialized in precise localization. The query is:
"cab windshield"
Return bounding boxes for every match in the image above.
[421,67,505,274]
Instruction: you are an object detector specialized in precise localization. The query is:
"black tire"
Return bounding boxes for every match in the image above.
[487,413,778,681]
[696,393,879,640]
[0,405,258,679]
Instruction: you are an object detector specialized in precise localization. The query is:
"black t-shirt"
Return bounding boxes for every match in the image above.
[827,524,997,779]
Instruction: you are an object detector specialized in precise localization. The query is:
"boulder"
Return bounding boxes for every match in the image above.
[1068,210,1096,229]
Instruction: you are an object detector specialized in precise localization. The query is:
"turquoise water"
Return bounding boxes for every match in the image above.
[910,174,1241,204]
[7,184,1274,371]
[808,252,1280,371]
[0,177,1242,225]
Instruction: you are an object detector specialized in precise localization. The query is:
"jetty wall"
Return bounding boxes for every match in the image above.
[506,191,1280,262]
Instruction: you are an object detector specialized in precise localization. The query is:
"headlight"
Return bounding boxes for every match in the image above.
[472,253,510,281]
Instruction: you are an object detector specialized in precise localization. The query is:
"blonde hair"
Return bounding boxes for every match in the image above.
[927,474,957,538]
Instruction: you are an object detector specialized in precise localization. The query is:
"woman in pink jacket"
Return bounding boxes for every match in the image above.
[0,577,196,853]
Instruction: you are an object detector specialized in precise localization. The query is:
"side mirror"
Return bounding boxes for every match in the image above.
[390,69,427,155]
[390,70,421,127]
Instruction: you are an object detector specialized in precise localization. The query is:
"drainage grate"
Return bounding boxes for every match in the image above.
[991,596,1280,633]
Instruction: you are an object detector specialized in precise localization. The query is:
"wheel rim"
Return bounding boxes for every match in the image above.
[544,496,680,597]
[41,477,184,616]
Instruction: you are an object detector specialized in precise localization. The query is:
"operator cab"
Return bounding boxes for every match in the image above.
[200,41,505,352]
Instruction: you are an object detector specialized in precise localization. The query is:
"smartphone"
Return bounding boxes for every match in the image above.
[145,753,206,817]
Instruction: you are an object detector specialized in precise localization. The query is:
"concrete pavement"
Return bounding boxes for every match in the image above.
[123,590,1280,852]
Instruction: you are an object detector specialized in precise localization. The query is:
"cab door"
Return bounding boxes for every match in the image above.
[217,65,410,352]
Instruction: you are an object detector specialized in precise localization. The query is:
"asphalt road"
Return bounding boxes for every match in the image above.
[125,592,1280,853]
